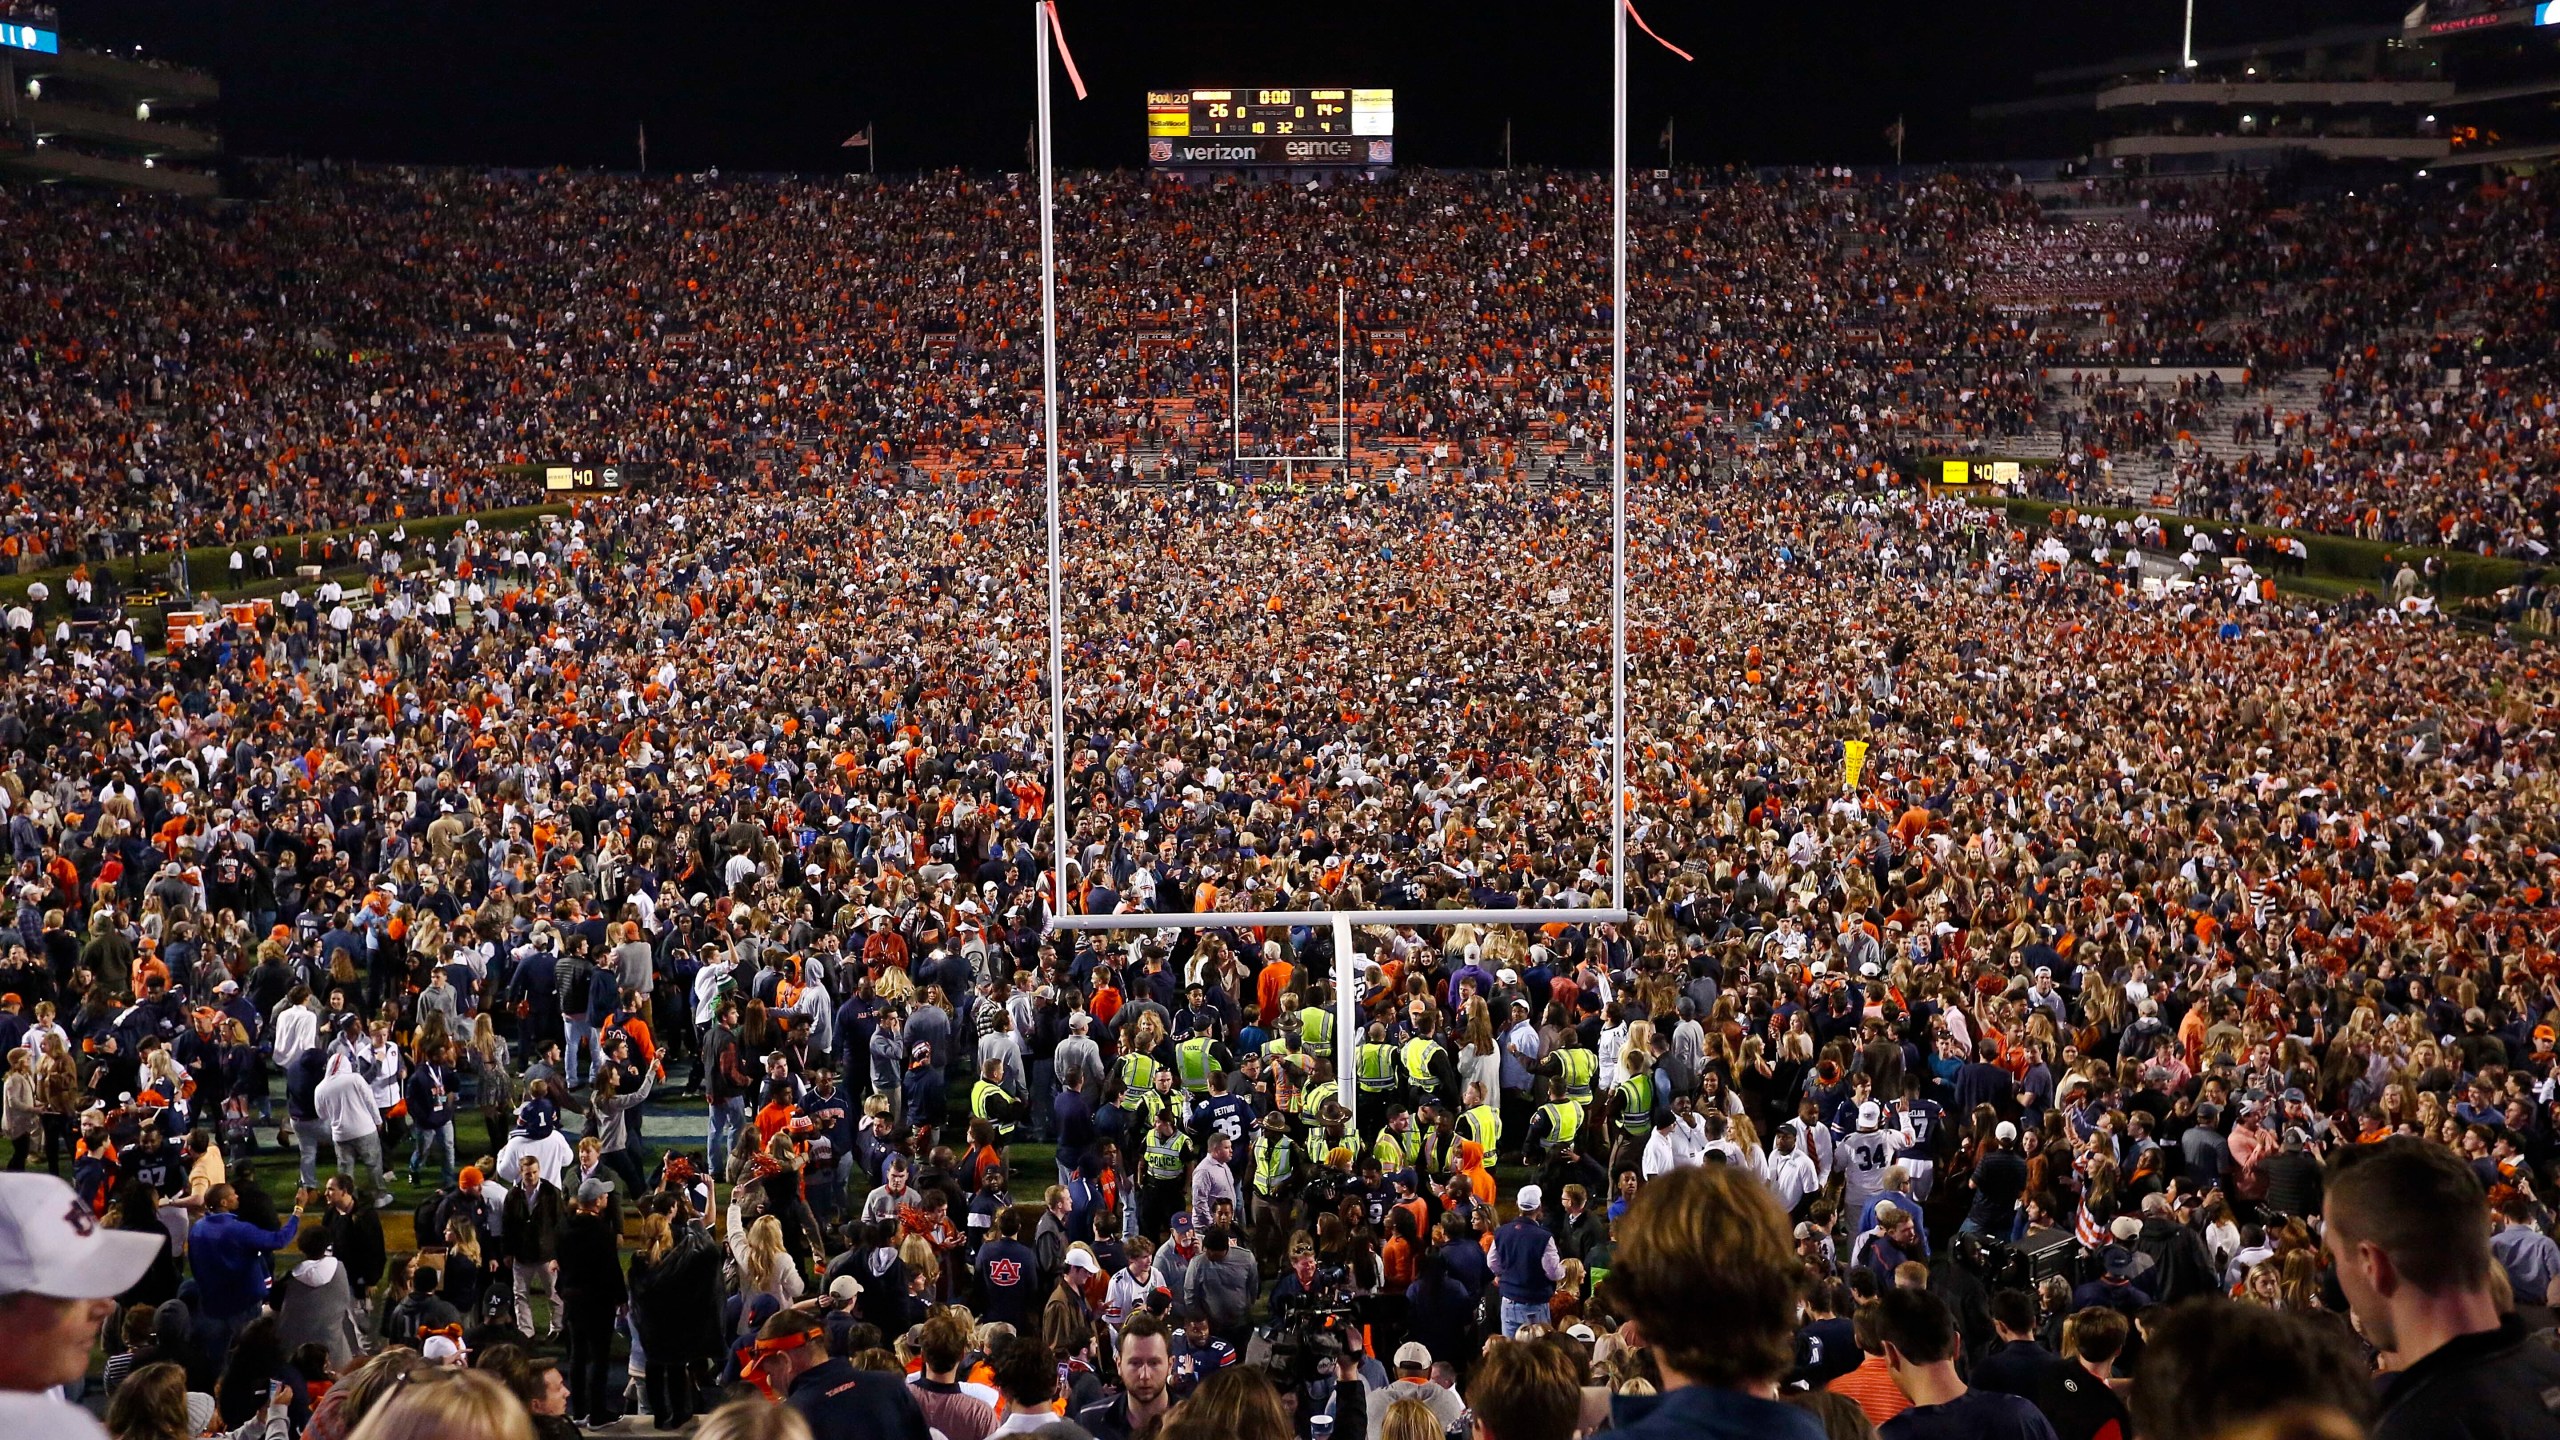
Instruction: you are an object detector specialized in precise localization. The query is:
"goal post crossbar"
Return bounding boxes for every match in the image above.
[1050,907,1629,932]
[1055,907,1629,1134]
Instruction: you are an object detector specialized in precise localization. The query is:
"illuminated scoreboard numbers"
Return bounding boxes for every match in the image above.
[1145,88,1394,165]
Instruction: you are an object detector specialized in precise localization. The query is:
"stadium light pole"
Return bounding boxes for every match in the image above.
[1610,0,1628,916]
[1037,3,1071,921]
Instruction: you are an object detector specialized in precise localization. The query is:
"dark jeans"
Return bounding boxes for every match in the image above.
[566,1310,617,1421]
[603,1145,647,1197]
[643,1358,697,1429]
[7,1134,28,1171]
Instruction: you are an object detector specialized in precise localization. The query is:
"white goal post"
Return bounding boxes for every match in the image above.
[1230,284,1350,479]
[1031,2,1635,1135]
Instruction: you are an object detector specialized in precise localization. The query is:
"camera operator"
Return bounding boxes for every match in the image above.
[1267,1234,1371,1395]
[1271,1234,1345,1317]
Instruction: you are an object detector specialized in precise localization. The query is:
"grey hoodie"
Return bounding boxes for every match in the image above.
[1182,1244,1259,1332]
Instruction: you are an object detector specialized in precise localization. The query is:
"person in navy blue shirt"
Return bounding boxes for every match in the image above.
[1972,1290,2060,1400]
[1052,1065,1098,1176]
[1168,1305,1238,1398]
[1791,1279,1862,1388]
[191,1182,301,1349]
[1873,1288,2058,1440]
[975,1203,1041,1328]
[758,1304,930,1440]
[1437,1208,1491,1301]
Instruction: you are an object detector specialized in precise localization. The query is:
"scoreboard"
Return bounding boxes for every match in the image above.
[541,462,644,494]
[1147,87,1394,167]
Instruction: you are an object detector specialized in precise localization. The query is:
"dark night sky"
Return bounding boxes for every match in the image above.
[68,0,2394,174]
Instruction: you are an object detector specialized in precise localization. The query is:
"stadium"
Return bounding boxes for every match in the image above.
[0,3,2554,1440]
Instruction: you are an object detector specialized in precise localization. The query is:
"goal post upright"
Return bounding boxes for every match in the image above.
[1036,1,1072,918]
[1611,0,1630,916]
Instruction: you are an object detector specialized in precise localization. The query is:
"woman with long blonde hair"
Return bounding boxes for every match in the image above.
[468,1013,514,1137]
[899,1233,941,1300]
[1378,1398,1444,1440]
[3,1046,37,1172]
[738,1213,803,1310]
[35,1027,81,1172]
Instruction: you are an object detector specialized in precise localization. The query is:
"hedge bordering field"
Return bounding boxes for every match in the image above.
[0,504,570,612]
[1965,494,2538,601]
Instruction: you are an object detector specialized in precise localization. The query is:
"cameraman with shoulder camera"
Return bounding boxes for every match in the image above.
[1268,1234,1374,1396]
[1271,1233,1339,1315]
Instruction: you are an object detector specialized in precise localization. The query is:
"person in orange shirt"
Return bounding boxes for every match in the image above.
[1826,1302,1915,1429]
[1255,945,1294,1029]
[1455,1138,1497,1207]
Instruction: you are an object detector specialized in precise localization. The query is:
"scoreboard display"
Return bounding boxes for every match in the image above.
[0,18,56,52]
[542,463,642,494]
[1148,87,1394,167]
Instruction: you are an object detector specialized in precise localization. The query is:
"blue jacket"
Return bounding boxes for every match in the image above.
[286,1048,326,1123]
[785,1357,930,1440]
[406,1061,455,1130]
[1439,1237,1490,1297]
[192,1210,300,1319]
[1610,1385,1827,1440]
[1492,1217,1558,1305]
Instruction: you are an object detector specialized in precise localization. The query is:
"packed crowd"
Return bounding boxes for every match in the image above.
[0,155,2558,1440]
[2140,179,2559,548]
[0,391,2548,1440]
[4,164,2550,578]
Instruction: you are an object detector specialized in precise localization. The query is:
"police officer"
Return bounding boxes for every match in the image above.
[1534,1033,1598,1115]
[1250,1108,1298,1229]
[1604,1056,1661,1178]
[1354,1022,1401,1133]
[1457,1080,1503,1162]
[1371,1105,1422,1175]
[1294,987,1337,1068]
[1399,1019,1457,1116]
[1296,1066,1342,1153]
[1138,1105,1192,1236]
[1172,1026,1232,1104]
[1525,1091,1585,1165]
[969,1057,1022,1143]
[1114,1043,1164,1137]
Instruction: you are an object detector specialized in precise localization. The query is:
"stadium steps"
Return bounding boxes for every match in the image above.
[2096,366,2330,509]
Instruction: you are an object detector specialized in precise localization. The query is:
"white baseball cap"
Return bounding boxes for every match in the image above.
[1857,1101,1882,1129]
[0,1173,165,1299]
[1515,1184,1544,1214]
[1393,1341,1433,1370]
